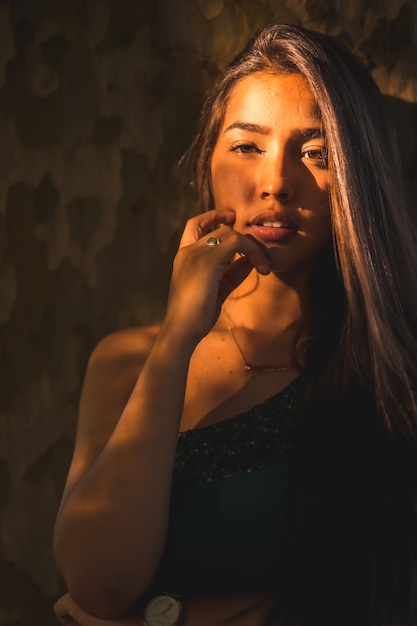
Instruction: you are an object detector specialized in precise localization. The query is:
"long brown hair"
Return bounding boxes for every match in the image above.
[185,23,417,623]
[186,23,417,441]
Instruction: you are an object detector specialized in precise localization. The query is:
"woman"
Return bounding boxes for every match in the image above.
[53,23,417,626]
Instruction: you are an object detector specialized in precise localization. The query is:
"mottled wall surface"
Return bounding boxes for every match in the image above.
[0,0,416,624]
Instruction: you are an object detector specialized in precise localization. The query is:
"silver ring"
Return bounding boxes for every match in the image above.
[206,236,221,247]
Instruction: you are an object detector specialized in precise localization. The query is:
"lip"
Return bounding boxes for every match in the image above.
[249,211,297,243]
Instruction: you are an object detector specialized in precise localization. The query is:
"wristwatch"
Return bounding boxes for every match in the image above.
[143,593,183,626]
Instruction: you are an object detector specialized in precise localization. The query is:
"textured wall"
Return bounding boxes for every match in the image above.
[0,1,416,624]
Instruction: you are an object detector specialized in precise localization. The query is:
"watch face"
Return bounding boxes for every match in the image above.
[144,594,182,626]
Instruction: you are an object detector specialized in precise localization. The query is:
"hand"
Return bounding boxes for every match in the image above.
[53,593,142,626]
[165,210,270,340]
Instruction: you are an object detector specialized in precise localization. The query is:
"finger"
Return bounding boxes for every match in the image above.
[179,210,235,247]
[218,255,254,302]
[210,232,271,276]
[53,595,83,626]
[53,602,78,625]
[53,595,70,621]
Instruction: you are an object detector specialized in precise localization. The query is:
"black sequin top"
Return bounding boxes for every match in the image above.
[147,373,307,598]
[173,372,306,486]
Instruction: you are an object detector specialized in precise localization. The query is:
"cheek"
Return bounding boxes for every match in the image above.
[313,181,331,222]
[301,187,332,241]
[211,159,252,207]
[311,204,332,247]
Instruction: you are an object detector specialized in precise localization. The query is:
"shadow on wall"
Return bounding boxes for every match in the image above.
[0,94,415,626]
[0,436,73,626]
[0,1,416,624]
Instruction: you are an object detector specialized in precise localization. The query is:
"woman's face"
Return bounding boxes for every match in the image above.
[210,71,332,274]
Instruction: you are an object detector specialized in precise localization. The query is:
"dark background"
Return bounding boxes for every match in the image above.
[0,0,416,624]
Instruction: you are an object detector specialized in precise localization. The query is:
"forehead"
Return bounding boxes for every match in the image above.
[222,71,321,128]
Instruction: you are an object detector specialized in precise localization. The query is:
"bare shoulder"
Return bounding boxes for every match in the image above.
[81,324,161,419]
[60,325,162,498]
[78,325,161,425]
[88,325,161,375]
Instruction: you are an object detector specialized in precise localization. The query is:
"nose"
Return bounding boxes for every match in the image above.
[258,152,295,202]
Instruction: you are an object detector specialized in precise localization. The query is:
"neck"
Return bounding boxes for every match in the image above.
[220,269,308,334]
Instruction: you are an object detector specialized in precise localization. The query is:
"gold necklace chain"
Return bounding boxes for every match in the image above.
[223,310,294,375]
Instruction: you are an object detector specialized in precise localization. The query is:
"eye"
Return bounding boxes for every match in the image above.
[230,142,263,155]
[301,145,328,168]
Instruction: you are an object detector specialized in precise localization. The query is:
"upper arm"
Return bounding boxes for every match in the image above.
[56,326,159,515]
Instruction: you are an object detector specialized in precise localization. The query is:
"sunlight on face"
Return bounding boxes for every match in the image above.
[211,72,332,275]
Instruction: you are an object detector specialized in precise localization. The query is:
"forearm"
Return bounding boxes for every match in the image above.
[54,324,198,618]
[54,211,269,618]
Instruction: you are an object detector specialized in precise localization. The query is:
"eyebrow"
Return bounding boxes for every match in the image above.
[299,127,324,139]
[223,122,324,140]
[224,122,270,135]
